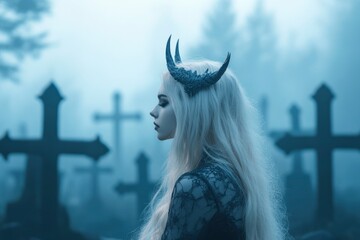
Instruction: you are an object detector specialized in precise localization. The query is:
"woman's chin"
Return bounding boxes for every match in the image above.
[157,134,173,141]
[158,135,167,141]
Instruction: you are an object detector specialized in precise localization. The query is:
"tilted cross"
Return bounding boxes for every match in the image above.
[94,92,142,170]
[276,84,360,226]
[114,152,157,220]
[0,82,109,239]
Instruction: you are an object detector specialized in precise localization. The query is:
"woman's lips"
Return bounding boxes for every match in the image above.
[154,122,159,129]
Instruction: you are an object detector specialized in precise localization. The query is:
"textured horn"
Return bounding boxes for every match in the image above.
[166,35,176,70]
[165,36,231,97]
[207,53,231,85]
[175,39,182,63]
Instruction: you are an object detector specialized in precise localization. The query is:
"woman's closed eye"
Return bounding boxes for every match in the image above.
[158,100,169,107]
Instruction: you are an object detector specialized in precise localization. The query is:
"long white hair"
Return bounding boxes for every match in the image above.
[138,60,287,240]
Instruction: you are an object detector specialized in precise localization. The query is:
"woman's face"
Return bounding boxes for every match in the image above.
[150,83,176,140]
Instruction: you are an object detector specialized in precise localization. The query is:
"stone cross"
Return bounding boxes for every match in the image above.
[276,84,360,226]
[0,82,109,239]
[260,98,315,227]
[94,92,142,170]
[6,124,37,200]
[114,152,157,220]
[284,104,315,228]
[287,104,309,174]
[4,153,43,237]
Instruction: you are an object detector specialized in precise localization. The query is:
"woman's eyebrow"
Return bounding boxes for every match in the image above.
[157,94,167,99]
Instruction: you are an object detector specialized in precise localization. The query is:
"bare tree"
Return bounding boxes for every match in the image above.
[0,0,50,81]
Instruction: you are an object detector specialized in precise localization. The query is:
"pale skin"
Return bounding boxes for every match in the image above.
[150,82,176,141]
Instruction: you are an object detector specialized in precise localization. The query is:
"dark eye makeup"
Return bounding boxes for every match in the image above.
[157,93,169,107]
[159,100,169,107]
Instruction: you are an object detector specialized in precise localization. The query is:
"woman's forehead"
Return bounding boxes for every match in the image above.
[157,83,168,98]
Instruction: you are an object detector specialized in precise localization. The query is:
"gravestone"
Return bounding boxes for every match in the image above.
[0,82,109,240]
[94,92,142,170]
[115,152,157,221]
[276,84,360,227]
[4,153,43,239]
[3,124,42,234]
[5,124,41,202]
[260,97,315,230]
[284,105,315,230]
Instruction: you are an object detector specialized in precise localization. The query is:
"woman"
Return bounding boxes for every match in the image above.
[139,36,286,240]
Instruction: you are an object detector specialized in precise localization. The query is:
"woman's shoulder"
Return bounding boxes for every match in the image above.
[174,160,225,193]
[191,160,238,189]
[189,160,245,208]
[172,160,246,223]
[174,157,245,199]
[170,161,227,203]
[170,169,219,209]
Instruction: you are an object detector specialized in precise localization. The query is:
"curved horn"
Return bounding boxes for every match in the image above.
[166,35,176,69]
[175,39,182,63]
[165,36,231,97]
[166,35,187,84]
[208,53,231,85]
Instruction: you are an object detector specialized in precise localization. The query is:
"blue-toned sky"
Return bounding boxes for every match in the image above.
[0,0,338,133]
[0,0,359,213]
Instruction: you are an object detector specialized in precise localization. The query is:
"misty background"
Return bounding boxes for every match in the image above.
[0,0,359,239]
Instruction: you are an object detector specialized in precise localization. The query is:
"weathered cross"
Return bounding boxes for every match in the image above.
[259,96,313,174]
[75,162,113,206]
[260,98,315,226]
[115,152,157,220]
[276,84,360,226]
[287,104,308,174]
[0,82,109,239]
[6,124,38,202]
[284,104,315,227]
[14,124,43,207]
[94,92,142,170]
[4,153,43,236]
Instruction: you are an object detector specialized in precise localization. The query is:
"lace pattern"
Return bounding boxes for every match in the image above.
[161,160,246,240]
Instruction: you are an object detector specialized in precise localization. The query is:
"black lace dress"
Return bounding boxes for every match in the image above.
[161,158,246,240]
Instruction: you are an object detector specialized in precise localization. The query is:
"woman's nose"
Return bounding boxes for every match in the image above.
[150,108,157,118]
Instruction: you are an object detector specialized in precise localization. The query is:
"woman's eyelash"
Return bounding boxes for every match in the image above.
[159,101,168,107]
